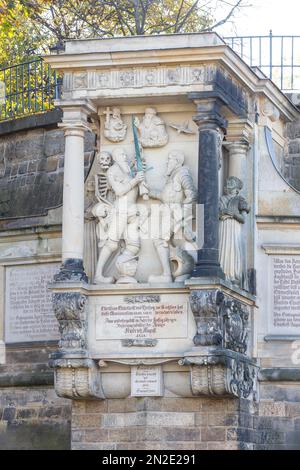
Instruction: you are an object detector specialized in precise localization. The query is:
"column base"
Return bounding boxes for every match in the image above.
[54,259,88,283]
[192,265,225,279]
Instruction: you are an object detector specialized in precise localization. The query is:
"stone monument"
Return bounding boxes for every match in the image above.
[43,32,300,450]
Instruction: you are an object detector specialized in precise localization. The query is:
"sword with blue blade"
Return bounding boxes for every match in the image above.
[132,115,150,200]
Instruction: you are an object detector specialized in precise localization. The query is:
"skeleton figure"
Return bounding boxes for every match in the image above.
[94,151,113,202]
[91,151,114,250]
[84,151,113,281]
[94,147,145,284]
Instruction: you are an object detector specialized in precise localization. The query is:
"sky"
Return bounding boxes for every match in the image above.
[215,0,300,36]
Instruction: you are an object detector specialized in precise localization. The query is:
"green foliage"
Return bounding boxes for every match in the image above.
[0,0,228,66]
[0,0,244,66]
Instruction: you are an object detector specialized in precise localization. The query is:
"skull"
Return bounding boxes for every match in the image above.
[98,151,112,171]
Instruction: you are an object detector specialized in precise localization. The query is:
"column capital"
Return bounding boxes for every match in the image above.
[191,97,228,132]
[55,99,97,134]
[223,141,250,155]
[226,119,253,146]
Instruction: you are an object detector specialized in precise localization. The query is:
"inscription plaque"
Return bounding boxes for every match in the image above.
[96,302,188,340]
[272,256,300,332]
[5,263,60,343]
[131,366,163,397]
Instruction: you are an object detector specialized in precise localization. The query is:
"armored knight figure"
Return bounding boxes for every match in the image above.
[219,176,250,287]
[94,147,145,284]
[148,150,197,283]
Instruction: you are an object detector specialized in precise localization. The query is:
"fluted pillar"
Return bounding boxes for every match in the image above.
[192,97,227,278]
[55,100,96,282]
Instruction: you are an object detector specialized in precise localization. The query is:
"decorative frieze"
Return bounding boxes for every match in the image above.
[64,65,226,93]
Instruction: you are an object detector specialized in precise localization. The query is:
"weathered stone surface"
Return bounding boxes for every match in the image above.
[44,130,64,157]
[0,123,95,219]
[0,387,71,450]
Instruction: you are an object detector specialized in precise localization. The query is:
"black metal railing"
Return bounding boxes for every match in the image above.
[224,31,300,91]
[1,34,300,122]
[0,58,60,122]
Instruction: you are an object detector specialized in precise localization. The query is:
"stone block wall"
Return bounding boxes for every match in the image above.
[71,397,258,451]
[255,383,300,450]
[0,110,95,219]
[0,387,71,450]
[0,344,71,450]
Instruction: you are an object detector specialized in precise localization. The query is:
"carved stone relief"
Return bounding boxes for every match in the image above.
[148,150,197,283]
[51,292,104,400]
[93,147,146,284]
[219,176,250,288]
[189,289,249,353]
[103,107,127,142]
[181,355,258,399]
[135,108,168,148]
[52,292,87,350]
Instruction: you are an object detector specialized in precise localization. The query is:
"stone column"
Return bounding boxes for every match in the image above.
[191,97,227,278]
[55,100,96,282]
[225,120,252,180]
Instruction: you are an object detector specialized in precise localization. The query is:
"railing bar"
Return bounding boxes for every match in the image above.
[21,64,25,115]
[27,62,31,113]
[15,65,18,115]
[34,61,38,112]
[291,36,294,90]
[4,68,7,119]
[48,64,51,109]
[269,30,273,80]
[9,66,13,117]
[281,37,284,90]
[0,58,43,73]
[259,37,262,69]
[41,60,44,111]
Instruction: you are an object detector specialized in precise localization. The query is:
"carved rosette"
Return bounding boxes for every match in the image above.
[52,292,87,350]
[181,354,258,400]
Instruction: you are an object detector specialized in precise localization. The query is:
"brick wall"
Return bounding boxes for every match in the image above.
[71,397,258,451]
[255,383,300,450]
